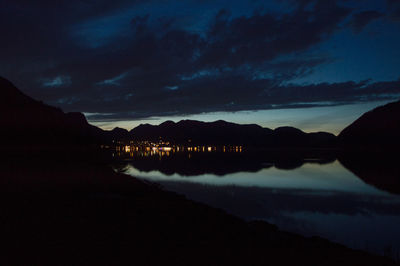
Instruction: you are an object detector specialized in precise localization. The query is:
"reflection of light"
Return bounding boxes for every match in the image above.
[160,147,172,151]
[125,146,130,152]
[152,147,158,151]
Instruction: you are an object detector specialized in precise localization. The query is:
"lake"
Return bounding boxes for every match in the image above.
[114,148,400,258]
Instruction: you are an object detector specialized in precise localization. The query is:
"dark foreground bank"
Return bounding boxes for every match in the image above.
[0,151,397,266]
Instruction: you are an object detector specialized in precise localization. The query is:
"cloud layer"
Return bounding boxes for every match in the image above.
[1,0,399,121]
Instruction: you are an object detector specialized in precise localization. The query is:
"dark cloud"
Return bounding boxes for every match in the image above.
[386,0,400,21]
[349,11,383,33]
[0,0,399,122]
[2,0,144,20]
[69,78,400,121]
[199,1,350,68]
[387,0,400,7]
[389,7,400,21]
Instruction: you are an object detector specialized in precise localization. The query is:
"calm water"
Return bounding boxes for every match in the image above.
[116,150,400,257]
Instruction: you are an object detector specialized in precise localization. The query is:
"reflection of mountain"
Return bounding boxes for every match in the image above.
[337,100,400,194]
[130,120,337,148]
[0,77,104,147]
[339,153,400,195]
[339,100,400,149]
[122,151,336,176]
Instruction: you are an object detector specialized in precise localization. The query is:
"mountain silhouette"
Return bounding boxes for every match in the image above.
[104,127,131,142]
[0,76,104,147]
[339,100,400,149]
[130,120,336,148]
[1,76,337,149]
[130,120,270,146]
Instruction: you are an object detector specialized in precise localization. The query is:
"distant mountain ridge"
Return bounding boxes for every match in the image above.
[129,119,337,148]
[4,76,399,150]
[0,76,337,149]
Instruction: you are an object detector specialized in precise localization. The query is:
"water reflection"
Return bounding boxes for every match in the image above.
[116,151,400,257]
[339,152,400,195]
[114,146,336,175]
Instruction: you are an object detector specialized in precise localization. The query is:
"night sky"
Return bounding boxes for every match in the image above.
[1,0,400,134]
